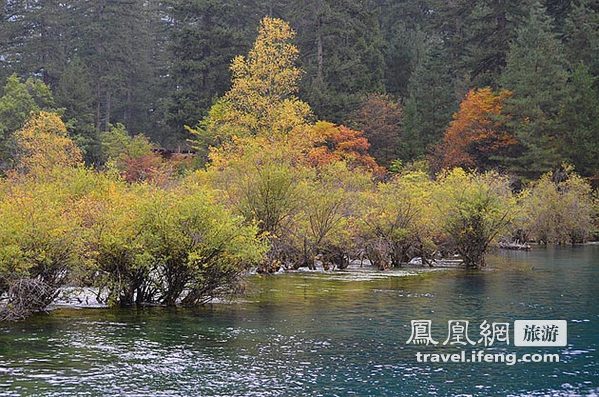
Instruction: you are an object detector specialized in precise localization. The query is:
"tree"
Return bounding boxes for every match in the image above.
[357,171,436,269]
[463,0,531,87]
[168,0,262,141]
[351,94,403,168]
[557,64,599,178]
[0,74,56,168]
[12,112,83,177]
[0,172,87,320]
[100,124,177,185]
[285,0,385,122]
[562,0,599,91]
[435,88,516,172]
[403,39,457,160]
[499,1,569,178]
[434,168,517,269]
[378,1,432,98]
[519,167,595,244]
[190,16,312,148]
[307,122,384,175]
[89,182,266,307]
[53,57,98,162]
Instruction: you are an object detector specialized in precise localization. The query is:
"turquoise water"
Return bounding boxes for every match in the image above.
[0,246,597,396]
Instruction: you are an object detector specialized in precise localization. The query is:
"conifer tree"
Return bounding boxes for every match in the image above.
[563,0,599,89]
[403,39,457,160]
[558,64,599,177]
[285,0,385,122]
[499,1,569,177]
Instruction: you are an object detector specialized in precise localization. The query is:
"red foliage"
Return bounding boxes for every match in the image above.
[121,153,166,184]
[307,122,385,175]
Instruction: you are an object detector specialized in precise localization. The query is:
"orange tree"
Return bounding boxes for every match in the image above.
[434,88,516,172]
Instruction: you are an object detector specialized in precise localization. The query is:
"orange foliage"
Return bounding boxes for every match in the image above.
[435,88,517,171]
[307,122,384,175]
[121,152,193,185]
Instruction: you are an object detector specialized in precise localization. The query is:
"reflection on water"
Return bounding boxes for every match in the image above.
[0,246,597,396]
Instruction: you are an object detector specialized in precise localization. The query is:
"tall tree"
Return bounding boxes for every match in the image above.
[434,87,516,172]
[285,0,385,122]
[499,1,569,178]
[557,64,599,177]
[189,16,312,156]
[463,0,531,87]
[403,39,457,160]
[562,0,599,89]
[351,94,403,168]
[0,0,71,86]
[376,0,435,98]
[168,0,264,143]
[53,57,98,161]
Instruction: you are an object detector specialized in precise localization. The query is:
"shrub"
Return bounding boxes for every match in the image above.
[88,182,266,306]
[519,167,595,244]
[433,169,518,269]
[357,171,435,269]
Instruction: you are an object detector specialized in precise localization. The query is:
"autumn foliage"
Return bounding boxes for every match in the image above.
[308,122,384,175]
[12,111,83,176]
[351,94,403,167]
[434,88,517,171]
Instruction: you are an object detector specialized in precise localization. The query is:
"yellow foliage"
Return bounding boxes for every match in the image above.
[12,111,83,177]
[195,17,312,143]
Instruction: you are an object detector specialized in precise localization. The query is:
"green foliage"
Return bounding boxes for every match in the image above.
[562,0,599,85]
[403,39,457,160]
[357,171,435,269]
[286,0,385,122]
[0,75,56,168]
[168,0,263,139]
[518,167,595,244]
[557,64,599,177]
[0,168,100,320]
[433,169,518,269]
[100,124,154,163]
[499,2,569,177]
[0,164,267,314]
[463,0,531,87]
[89,182,266,306]
[54,57,99,162]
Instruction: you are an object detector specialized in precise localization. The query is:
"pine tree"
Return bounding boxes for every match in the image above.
[0,0,71,86]
[563,0,599,89]
[499,1,569,178]
[54,57,98,162]
[402,39,457,160]
[285,0,385,122]
[168,0,264,140]
[558,64,599,177]
[464,0,531,87]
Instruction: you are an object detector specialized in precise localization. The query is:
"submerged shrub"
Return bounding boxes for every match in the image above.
[88,182,267,307]
[0,168,97,320]
[433,169,518,269]
[519,167,595,244]
[357,171,435,269]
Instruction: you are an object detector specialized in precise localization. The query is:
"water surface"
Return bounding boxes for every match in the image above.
[0,246,597,396]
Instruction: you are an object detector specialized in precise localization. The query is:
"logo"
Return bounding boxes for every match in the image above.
[514,320,567,347]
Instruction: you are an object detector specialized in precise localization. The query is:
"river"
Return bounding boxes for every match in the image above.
[0,246,597,396]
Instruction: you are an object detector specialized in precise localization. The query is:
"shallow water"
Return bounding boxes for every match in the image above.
[0,246,597,396]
